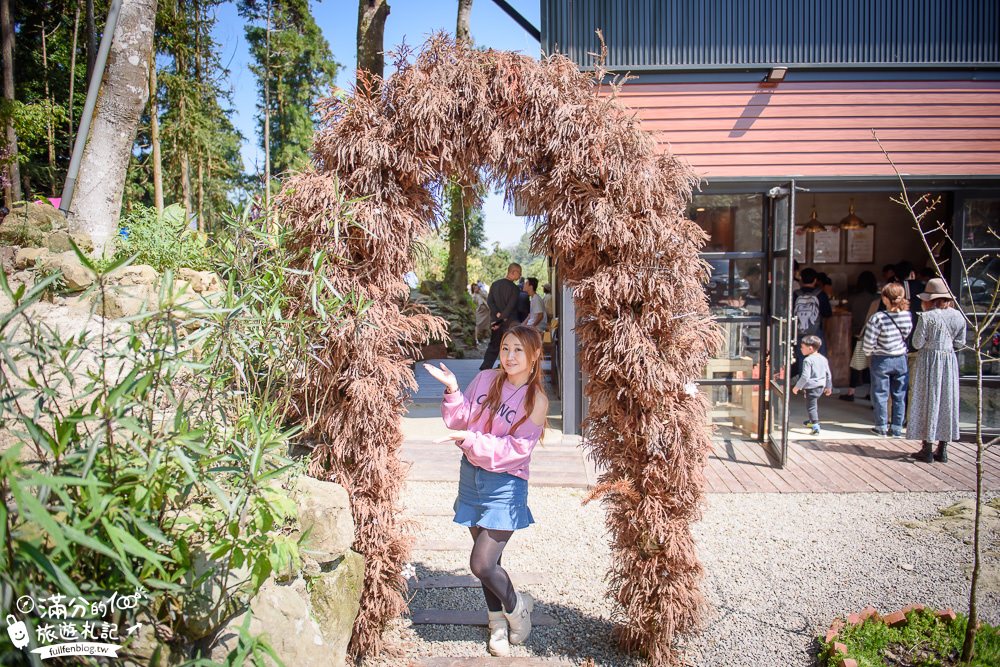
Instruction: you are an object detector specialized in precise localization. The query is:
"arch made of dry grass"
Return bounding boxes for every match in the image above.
[276,36,719,666]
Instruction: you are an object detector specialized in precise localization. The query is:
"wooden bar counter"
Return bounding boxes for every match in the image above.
[824,310,852,387]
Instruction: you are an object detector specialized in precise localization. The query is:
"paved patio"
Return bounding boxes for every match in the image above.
[403,360,999,493]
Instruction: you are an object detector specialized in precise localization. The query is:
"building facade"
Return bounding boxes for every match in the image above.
[542,0,1000,462]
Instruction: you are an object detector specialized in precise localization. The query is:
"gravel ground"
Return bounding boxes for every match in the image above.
[363,482,999,666]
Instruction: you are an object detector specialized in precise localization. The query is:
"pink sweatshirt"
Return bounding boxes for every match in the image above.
[440,370,544,480]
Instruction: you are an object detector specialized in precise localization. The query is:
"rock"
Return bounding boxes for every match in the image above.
[211,577,329,666]
[181,553,252,641]
[0,201,67,247]
[39,251,94,291]
[94,287,156,319]
[10,200,67,232]
[177,268,222,294]
[9,270,34,288]
[13,247,50,270]
[308,550,365,666]
[295,476,355,562]
[0,246,15,273]
[44,230,94,254]
[106,264,159,287]
[0,220,46,247]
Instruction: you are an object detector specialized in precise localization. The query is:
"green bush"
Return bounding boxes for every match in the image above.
[114,203,212,271]
[819,608,1000,667]
[0,202,359,665]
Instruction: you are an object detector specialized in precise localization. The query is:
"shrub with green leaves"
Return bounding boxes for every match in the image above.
[114,203,212,271]
[0,204,356,665]
[819,608,1000,666]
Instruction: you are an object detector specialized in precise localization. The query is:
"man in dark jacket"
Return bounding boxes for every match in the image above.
[480,263,522,370]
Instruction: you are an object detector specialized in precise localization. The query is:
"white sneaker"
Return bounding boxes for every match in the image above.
[503,592,534,645]
[487,610,510,656]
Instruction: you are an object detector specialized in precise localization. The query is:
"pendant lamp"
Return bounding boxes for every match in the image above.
[839,198,866,230]
[803,207,826,233]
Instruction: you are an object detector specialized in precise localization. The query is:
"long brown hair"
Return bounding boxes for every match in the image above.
[882,283,908,312]
[475,325,545,434]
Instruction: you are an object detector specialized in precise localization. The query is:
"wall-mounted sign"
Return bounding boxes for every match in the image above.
[846,226,876,264]
[812,228,841,264]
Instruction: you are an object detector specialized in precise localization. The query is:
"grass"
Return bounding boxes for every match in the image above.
[819,609,1000,667]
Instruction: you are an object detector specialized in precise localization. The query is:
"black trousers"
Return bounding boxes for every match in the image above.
[480,324,505,370]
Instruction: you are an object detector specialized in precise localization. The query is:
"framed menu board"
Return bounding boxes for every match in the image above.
[846,226,876,264]
[812,228,842,264]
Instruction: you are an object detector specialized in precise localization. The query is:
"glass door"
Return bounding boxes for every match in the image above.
[952,193,1000,438]
[766,183,796,466]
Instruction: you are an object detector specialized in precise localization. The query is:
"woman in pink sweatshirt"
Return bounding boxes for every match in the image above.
[424,325,548,656]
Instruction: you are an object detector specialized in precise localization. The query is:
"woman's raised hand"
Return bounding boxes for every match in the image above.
[423,362,458,394]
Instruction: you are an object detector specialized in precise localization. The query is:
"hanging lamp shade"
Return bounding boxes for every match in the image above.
[839,199,866,230]
[803,207,826,233]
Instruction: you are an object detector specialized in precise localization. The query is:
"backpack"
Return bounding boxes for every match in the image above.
[793,290,822,335]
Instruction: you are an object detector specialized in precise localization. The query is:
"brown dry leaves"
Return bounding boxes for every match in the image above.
[277,35,718,666]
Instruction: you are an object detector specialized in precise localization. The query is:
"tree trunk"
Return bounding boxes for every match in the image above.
[357,0,390,79]
[262,0,271,207]
[68,1,81,149]
[444,183,474,298]
[67,0,158,257]
[961,350,985,661]
[456,0,473,45]
[196,158,203,232]
[149,52,163,214]
[1,0,22,203]
[42,22,58,196]
[86,0,97,82]
[175,49,192,217]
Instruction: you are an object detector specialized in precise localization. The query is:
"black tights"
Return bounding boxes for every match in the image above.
[469,526,516,613]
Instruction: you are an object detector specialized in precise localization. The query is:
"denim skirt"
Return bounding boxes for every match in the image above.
[454,455,534,531]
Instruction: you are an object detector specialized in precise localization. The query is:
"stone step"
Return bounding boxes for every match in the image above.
[409,658,574,666]
[410,609,558,627]
[408,573,546,589]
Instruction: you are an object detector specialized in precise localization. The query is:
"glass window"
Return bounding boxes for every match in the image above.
[960,199,1000,250]
[959,385,1000,434]
[689,194,764,253]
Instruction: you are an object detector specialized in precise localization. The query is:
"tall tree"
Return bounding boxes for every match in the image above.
[357,0,389,80]
[242,0,338,185]
[67,0,157,256]
[148,49,163,213]
[1,0,22,203]
[442,0,479,297]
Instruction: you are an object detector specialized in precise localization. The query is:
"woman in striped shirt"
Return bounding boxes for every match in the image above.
[862,283,914,436]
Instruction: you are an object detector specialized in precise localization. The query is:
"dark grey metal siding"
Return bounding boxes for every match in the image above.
[540,0,1000,69]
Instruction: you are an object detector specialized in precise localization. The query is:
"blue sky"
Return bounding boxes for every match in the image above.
[211,0,542,247]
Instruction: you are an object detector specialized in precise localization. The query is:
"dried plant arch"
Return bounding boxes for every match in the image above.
[277,37,719,666]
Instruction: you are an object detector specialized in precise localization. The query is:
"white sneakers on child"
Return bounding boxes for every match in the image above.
[486,610,510,656]
[503,591,534,645]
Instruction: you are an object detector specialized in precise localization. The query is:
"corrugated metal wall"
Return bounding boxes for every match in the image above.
[616,79,1000,178]
[541,0,1000,68]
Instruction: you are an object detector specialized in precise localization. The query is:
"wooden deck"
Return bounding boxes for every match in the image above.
[404,360,999,493]
[402,435,999,494]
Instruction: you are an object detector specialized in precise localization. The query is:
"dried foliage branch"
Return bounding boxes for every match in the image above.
[276,36,718,665]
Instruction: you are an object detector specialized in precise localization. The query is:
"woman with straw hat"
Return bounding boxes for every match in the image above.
[907,278,966,463]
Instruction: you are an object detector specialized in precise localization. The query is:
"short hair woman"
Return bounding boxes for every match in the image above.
[423,325,547,656]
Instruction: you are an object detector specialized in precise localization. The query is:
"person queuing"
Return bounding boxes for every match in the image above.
[792,267,833,374]
[907,279,966,463]
[862,283,913,437]
[471,283,491,346]
[424,325,546,656]
[840,271,879,402]
[481,263,523,371]
[523,277,547,331]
